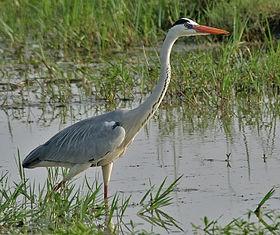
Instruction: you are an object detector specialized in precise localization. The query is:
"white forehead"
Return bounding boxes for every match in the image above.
[168,18,201,38]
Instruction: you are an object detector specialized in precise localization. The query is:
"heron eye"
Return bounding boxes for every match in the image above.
[184,22,193,29]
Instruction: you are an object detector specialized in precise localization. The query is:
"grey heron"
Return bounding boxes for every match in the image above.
[22,18,229,199]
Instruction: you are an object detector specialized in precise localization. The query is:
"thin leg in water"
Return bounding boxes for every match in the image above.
[102,162,114,200]
[53,163,91,191]
[54,180,66,191]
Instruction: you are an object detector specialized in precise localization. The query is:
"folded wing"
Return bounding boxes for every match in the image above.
[22,118,125,167]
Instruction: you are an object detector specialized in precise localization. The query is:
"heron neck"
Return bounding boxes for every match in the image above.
[130,33,177,130]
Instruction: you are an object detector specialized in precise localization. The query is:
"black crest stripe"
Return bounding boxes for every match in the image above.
[172,18,189,27]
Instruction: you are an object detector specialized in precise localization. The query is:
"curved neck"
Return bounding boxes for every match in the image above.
[138,34,176,115]
[126,33,177,132]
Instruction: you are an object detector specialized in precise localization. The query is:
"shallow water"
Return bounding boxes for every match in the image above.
[1,42,280,233]
[1,99,280,233]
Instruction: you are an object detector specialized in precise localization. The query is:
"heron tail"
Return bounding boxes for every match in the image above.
[22,146,43,168]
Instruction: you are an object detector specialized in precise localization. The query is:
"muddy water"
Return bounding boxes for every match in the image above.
[1,101,280,233]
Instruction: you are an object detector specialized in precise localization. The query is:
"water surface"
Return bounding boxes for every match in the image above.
[1,99,280,233]
[1,43,280,233]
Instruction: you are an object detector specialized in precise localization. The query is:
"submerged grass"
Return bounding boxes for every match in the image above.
[1,159,279,234]
[1,1,280,110]
[2,41,280,111]
[0,158,105,233]
[192,187,280,234]
[138,176,183,232]
[0,155,183,234]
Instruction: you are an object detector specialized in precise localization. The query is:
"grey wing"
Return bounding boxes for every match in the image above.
[23,119,125,167]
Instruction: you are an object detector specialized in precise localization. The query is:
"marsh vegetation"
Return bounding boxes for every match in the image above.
[1,0,280,234]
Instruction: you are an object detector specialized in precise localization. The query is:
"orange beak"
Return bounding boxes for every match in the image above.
[193,25,229,35]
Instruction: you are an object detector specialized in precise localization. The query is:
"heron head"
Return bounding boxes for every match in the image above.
[169,18,229,37]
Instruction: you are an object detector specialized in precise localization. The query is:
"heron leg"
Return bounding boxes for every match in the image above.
[53,163,91,191]
[54,180,65,191]
[102,162,113,199]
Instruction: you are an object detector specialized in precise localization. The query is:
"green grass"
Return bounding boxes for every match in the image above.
[0,159,183,234]
[1,42,280,109]
[1,0,280,53]
[192,187,280,234]
[1,0,280,109]
[1,1,280,234]
[1,160,279,234]
[138,176,183,231]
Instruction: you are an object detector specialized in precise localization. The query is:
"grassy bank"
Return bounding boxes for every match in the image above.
[1,0,280,109]
[1,0,280,53]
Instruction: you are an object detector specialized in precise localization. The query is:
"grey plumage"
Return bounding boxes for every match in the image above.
[23,110,126,167]
[22,18,228,198]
